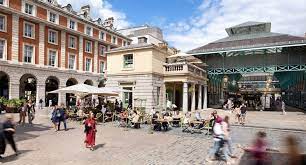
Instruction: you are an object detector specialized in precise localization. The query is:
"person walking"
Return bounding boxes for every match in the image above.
[39,99,43,110]
[18,102,27,126]
[84,111,96,151]
[27,100,35,125]
[0,128,5,159]
[281,100,286,115]
[240,103,247,125]
[51,105,59,131]
[2,114,18,157]
[222,116,236,159]
[58,104,67,131]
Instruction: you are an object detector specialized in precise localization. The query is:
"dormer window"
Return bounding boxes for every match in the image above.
[138,37,147,44]
[47,0,53,3]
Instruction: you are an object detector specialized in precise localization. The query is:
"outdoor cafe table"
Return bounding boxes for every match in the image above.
[171,117,181,127]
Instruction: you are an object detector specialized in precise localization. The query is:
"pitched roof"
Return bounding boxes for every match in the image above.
[187,22,306,54]
[108,43,154,52]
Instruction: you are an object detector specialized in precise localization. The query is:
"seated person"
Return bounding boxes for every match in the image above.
[153,111,162,131]
[130,110,140,128]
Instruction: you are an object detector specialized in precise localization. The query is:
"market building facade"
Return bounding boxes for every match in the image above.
[0,0,131,106]
[188,22,306,110]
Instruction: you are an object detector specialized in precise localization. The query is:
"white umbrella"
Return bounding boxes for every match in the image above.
[49,84,119,96]
[101,87,132,93]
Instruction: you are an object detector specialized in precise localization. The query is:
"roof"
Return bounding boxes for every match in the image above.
[108,43,155,52]
[187,22,306,55]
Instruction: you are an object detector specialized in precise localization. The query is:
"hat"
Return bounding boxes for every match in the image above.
[216,116,222,123]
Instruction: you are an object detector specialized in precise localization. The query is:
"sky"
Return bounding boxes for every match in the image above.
[58,0,306,52]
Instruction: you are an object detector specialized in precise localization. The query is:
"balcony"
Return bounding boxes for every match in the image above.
[163,62,206,78]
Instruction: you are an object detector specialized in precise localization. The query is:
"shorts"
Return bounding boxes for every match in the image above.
[241,113,246,117]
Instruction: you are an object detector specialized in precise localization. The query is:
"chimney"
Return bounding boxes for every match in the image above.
[158,42,168,51]
[81,5,90,13]
[103,17,114,29]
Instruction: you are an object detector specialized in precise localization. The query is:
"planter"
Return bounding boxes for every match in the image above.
[5,106,19,113]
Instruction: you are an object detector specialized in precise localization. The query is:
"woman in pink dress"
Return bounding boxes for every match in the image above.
[84,111,96,151]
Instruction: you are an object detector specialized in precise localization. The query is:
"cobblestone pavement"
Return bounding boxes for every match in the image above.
[0,108,306,165]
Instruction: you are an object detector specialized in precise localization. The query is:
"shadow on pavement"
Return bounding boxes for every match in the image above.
[0,149,32,163]
[15,124,52,142]
[94,143,105,150]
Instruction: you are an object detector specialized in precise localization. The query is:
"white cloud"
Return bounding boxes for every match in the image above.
[57,0,130,29]
[165,0,306,52]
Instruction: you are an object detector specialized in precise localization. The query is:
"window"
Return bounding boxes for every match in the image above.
[47,0,53,3]
[48,30,57,44]
[100,31,104,40]
[68,54,76,69]
[86,26,92,36]
[123,41,127,47]
[0,39,5,60]
[0,0,4,5]
[85,58,92,72]
[112,36,117,44]
[24,3,34,15]
[68,36,76,49]
[24,22,34,38]
[100,45,105,56]
[0,15,6,32]
[48,50,56,67]
[99,61,105,73]
[49,12,57,23]
[138,37,147,44]
[23,45,34,63]
[85,41,92,53]
[69,19,76,30]
[123,54,133,68]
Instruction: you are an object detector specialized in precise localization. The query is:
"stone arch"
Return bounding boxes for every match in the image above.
[66,78,78,106]
[45,76,60,106]
[0,71,9,99]
[19,73,37,101]
[84,79,93,86]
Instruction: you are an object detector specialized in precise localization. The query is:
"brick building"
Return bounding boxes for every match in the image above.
[0,0,131,106]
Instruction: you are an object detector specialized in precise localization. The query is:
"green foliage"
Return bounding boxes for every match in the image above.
[4,98,26,108]
[0,97,8,105]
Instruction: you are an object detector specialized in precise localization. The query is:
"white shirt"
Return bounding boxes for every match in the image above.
[213,123,223,141]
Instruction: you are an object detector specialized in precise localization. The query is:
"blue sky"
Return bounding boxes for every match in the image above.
[58,0,306,51]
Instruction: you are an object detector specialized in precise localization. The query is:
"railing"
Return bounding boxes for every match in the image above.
[164,62,206,78]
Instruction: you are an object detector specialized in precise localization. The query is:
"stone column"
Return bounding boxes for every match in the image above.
[36,83,45,107]
[162,83,167,110]
[191,83,195,111]
[198,84,202,110]
[182,82,188,112]
[58,86,66,106]
[11,14,19,63]
[173,83,176,105]
[9,82,20,99]
[204,85,208,109]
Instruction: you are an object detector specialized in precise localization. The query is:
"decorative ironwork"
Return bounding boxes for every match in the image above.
[208,64,306,75]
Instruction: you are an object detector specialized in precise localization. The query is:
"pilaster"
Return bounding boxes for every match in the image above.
[11,14,19,63]
[182,82,188,112]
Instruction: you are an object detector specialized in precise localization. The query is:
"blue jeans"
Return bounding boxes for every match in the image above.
[58,119,67,130]
[209,140,231,161]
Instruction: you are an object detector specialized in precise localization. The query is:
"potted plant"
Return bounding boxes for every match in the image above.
[5,98,25,113]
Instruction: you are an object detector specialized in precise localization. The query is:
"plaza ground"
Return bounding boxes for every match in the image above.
[1,108,306,165]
